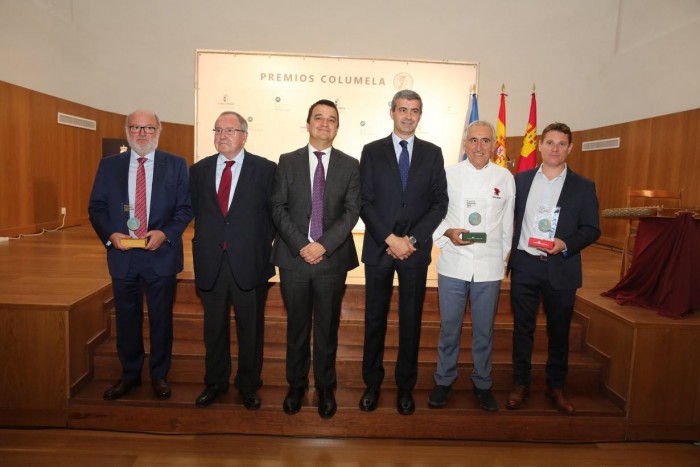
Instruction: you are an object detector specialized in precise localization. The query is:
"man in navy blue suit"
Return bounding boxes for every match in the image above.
[189,111,276,409]
[506,122,600,415]
[358,90,448,415]
[88,109,193,401]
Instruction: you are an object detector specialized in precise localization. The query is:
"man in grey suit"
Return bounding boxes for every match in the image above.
[271,99,361,419]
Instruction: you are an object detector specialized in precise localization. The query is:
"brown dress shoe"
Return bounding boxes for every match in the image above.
[505,385,530,410]
[546,388,576,414]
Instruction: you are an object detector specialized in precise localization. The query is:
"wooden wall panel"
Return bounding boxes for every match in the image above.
[629,328,700,426]
[0,81,194,237]
[0,308,68,410]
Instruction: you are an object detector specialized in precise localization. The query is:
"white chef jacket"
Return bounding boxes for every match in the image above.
[433,159,515,282]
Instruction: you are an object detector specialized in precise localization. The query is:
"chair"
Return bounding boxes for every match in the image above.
[620,188,682,278]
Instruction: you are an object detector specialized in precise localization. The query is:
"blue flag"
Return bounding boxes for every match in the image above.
[468,92,479,123]
[461,92,480,161]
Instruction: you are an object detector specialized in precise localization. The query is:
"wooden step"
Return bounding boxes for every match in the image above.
[91,337,601,392]
[111,308,584,351]
[67,380,625,441]
[173,281,522,315]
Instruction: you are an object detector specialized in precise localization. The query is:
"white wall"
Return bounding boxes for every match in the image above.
[1,0,699,134]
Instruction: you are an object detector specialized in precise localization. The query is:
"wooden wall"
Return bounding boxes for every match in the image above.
[506,109,700,248]
[2,80,698,246]
[0,81,194,237]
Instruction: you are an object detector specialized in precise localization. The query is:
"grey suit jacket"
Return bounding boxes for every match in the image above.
[271,146,360,272]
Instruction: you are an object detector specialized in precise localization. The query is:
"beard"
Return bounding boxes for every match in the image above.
[127,134,159,156]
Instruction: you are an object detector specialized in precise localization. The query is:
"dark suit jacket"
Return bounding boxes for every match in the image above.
[271,146,360,272]
[189,151,276,291]
[360,135,448,268]
[510,167,601,290]
[88,150,193,279]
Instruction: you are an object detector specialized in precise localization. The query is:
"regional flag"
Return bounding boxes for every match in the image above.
[468,91,479,124]
[517,91,538,173]
[461,88,480,161]
[493,89,507,167]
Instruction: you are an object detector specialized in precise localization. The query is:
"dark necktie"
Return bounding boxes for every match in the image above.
[399,140,409,190]
[218,160,235,216]
[310,151,325,241]
[134,157,148,238]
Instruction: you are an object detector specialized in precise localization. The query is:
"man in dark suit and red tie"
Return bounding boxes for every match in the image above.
[189,111,277,410]
[358,90,448,415]
[271,99,361,419]
[506,122,600,415]
[88,109,193,401]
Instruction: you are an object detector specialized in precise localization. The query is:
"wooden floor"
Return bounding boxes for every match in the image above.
[0,427,698,466]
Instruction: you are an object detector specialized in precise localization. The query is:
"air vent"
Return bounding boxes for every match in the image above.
[581,137,620,151]
[57,112,97,131]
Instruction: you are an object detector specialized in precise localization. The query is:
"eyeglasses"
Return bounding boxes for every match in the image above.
[213,128,246,136]
[127,125,158,134]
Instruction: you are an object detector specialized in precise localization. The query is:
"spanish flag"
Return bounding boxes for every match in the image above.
[517,91,537,173]
[493,87,508,167]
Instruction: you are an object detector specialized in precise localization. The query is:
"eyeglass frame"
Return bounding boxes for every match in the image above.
[213,127,247,136]
[127,125,159,134]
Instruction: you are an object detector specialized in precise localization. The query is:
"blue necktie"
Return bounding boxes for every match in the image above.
[398,140,409,190]
[310,151,325,241]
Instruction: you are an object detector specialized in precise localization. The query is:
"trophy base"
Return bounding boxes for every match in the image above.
[528,237,553,249]
[122,238,147,248]
[461,232,487,243]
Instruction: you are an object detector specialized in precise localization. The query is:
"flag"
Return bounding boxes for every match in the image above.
[460,89,480,161]
[493,90,507,167]
[468,91,479,124]
[517,91,538,173]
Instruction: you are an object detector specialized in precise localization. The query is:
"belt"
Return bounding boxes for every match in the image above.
[521,250,548,262]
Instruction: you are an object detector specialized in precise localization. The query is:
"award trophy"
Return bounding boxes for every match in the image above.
[461,199,487,243]
[528,206,560,249]
[122,212,147,248]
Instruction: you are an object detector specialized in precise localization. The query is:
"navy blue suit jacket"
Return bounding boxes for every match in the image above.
[510,167,601,290]
[360,135,448,268]
[88,150,193,279]
[189,151,276,291]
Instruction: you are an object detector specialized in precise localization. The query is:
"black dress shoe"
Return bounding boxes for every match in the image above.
[359,386,380,412]
[195,384,228,408]
[317,388,337,419]
[152,378,171,400]
[397,388,415,415]
[240,391,261,410]
[103,379,141,401]
[283,387,306,415]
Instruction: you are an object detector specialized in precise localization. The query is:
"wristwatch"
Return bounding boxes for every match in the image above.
[408,236,418,247]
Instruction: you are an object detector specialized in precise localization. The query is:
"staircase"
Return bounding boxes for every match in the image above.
[68,279,626,441]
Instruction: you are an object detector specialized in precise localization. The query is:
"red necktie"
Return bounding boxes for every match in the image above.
[218,160,235,216]
[134,157,148,238]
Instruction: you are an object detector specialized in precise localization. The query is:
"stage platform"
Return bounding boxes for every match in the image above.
[0,225,698,441]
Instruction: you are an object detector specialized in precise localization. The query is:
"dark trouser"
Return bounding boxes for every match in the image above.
[199,256,267,394]
[510,250,576,389]
[111,249,176,383]
[280,264,347,390]
[362,262,428,390]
